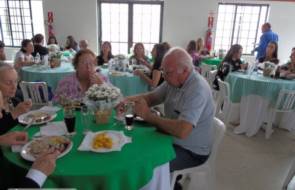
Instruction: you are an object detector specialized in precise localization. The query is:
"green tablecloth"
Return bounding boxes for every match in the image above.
[226,72,295,105]
[201,57,222,66]
[2,111,175,190]
[101,69,149,97]
[20,63,75,91]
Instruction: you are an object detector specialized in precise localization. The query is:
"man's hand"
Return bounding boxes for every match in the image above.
[0,131,28,146]
[11,99,32,119]
[134,98,152,120]
[32,149,60,176]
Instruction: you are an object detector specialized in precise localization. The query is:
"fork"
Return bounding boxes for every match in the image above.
[23,118,34,131]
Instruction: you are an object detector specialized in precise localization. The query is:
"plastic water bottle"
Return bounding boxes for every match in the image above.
[35,53,41,64]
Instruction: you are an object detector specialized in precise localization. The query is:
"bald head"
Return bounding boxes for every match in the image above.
[162,47,194,72]
[161,47,194,87]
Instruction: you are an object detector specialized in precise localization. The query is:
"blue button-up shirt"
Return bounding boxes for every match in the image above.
[255,29,278,59]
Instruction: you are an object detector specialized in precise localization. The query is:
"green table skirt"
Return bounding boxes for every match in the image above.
[201,57,222,66]
[3,111,175,190]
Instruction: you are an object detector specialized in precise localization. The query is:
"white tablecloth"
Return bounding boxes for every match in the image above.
[141,163,171,190]
[232,95,295,136]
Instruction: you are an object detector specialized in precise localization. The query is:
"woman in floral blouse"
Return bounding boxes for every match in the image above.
[54,49,107,103]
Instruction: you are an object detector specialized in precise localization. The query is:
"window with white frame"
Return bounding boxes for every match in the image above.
[0,0,45,47]
[214,3,269,54]
[100,1,163,55]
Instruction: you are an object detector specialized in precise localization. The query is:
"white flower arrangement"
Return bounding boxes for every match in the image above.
[85,84,121,101]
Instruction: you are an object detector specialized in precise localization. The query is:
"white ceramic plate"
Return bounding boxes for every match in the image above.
[90,131,131,153]
[18,110,57,125]
[20,136,73,162]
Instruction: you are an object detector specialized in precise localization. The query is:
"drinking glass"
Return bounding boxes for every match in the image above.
[124,102,134,131]
[64,107,76,134]
[81,105,91,134]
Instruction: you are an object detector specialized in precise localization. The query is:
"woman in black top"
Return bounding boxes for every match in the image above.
[32,34,49,57]
[213,44,247,90]
[97,41,114,66]
[0,64,32,135]
[258,41,279,65]
[65,35,79,52]
[134,43,169,88]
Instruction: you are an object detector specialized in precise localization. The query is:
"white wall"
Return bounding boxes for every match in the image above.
[42,0,98,53]
[41,0,295,61]
[162,0,217,48]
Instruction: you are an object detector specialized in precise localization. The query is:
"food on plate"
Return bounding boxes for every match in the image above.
[28,136,70,158]
[26,112,51,123]
[92,133,113,149]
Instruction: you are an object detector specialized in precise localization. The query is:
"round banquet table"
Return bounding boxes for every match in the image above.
[201,57,222,66]
[2,110,175,190]
[226,72,295,136]
[20,62,75,91]
[100,68,149,97]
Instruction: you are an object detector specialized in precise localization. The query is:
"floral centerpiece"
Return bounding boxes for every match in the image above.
[49,51,63,68]
[85,84,122,124]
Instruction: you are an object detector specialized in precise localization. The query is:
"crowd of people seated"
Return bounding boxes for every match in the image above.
[0,21,294,189]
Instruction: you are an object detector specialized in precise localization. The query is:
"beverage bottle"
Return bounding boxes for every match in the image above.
[35,53,41,64]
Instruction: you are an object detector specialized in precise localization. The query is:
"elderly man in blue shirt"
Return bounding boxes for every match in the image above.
[254,22,278,59]
[118,47,215,173]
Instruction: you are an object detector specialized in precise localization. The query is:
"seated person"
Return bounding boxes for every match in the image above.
[79,40,89,51]
[129,43,151,67]
[0,40,6,61]
[47,35,59,46]
[258,41,279,67]
[213,44,248,90]
[0,64,32,135]
[196,38,210,56]
[54,49,107,103]
[32,34,49,57]
[0,131,59,188]
[186,40,201,67]
[14,39,35,72]
[97,41,114,66]
[0,91,58,188]
[65,35,79,52]
[279,51,295,79]
[118,47,214,173]
[134,43,169,88]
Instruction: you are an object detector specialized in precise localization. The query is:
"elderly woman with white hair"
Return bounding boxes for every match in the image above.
[0,63,32,135]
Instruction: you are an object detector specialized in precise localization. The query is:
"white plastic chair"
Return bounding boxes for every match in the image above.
[283,158,295,190]
[208,70,218,101]
[19,81,49,108]
[215,79,232,126]
[265,89,295,139]
[200,64,213,81]
[170,118,226,190]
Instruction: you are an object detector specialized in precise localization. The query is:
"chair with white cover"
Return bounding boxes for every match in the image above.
[208,70,218,101]
[215,79,232,125]
[265,89,295,139]
[170,118,226,190]
[19,81,49,109]
[200,64,213,81]
[282,158,295,190]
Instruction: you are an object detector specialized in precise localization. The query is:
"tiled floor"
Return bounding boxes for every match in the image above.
[216,125,295,190]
